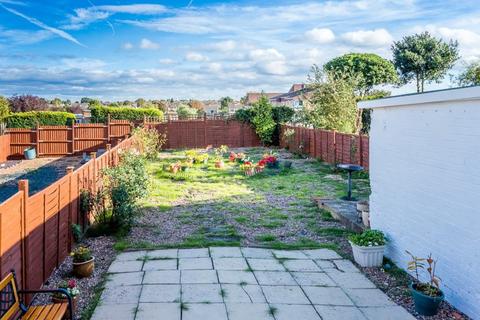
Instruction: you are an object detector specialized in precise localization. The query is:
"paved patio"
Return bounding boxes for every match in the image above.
[92,247,414,320]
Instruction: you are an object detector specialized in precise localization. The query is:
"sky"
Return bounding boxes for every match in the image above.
[0,0,480,101]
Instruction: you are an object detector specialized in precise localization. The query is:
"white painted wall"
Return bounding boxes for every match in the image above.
[359,87,480,319]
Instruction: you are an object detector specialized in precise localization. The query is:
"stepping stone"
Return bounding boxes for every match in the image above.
[273,250,308,259]
[143,259,177,271]
[222,284,266,303]
[314,305,366,320]
[115,251,147,261]
[261,285,310,304]
[344,289,395,307]
[136,303,180,320]
[106,272,143,287]
[254,271,296,286]
[291,272,336,287]
[143,270,180,284]
[241,248,273,259]
[303,249,341,260]
[179,258,212,270]
[226,303,273,320]
[183,303,228,320]
[360,306,416,320]
[139,284,181,303]
[210,247,243,258]
[108,260,143,273]
[283,259,321,272]
[146,249,178,259]
[181,284,223,303]
[333,260,361,273]
[100,285,142,305]
[178,248,210,258]
[91,303,136,320]
[326,270,376,289]
[247,258,285,271]
[302,286,354,306]
[181,270,218,284]
[272,304,321,320]
[213,258,248,270]
[217,270,257,284]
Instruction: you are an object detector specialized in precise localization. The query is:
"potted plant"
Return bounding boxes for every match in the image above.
[71,246,94,278]
[261,153,279,169]
[255,163,265,174]
[241,161,255,176]
[214,146,227,168]
[52,279,80,318]
[24,147,36,160]
[180,161,192,172]
[229,152,236,162]
[348,230,386,267]
[169,162,181,174]
[406,251,444,316]
[235,152,246,164]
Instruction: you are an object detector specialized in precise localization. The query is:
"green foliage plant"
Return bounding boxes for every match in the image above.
[348,229,386,247]
[132,126,167,160]
[251,96,276,145]
[90,105,163,123]
[5,111,76,128]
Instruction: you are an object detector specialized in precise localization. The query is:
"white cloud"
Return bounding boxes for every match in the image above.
[249,48,284,61]
[63,8,110,30]
[159,58,175,65]
[341,28,393,47]
[61,58,106,70]
[122,42,133,50]
[140,38,160,50]
[249,48,288,75]
[209,40,236,52]
[96,4,167,14]
[185,52,209,62]
[305,28,335,44]
[208,62,222,73]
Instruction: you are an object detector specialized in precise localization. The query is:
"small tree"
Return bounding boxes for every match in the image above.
[392,31,459,92]
[177,104,198,119]
[251,96,276,145]
[219,96,233,115]
[456,61,480,87]
[0,96,11,120]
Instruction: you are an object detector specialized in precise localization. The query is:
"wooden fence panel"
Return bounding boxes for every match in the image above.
[43,185,59,278]
[9,128,35,158]
[38,126,71,156]
[0,134,10,162]
[26,192,45,290]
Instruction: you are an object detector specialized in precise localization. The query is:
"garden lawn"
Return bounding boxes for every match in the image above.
[120,147,370,255]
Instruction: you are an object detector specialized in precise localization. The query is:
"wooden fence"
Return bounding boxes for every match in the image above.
[280,125,369,169]
[0,134,10,162]
[0,137,133,298]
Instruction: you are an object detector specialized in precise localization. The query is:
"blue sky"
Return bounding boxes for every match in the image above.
[0,0,479,101]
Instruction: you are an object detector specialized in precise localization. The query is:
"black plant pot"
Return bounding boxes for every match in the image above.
[409,283,444,316]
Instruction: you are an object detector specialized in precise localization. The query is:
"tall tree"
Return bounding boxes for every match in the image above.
[456,61,480,87]
[392,31,459,92]
[9,95,49,112]
[219,96,233,114]
[324,53,398,96]
[251,95,276,145]
[189,100,204,114]
[0,96,10,120]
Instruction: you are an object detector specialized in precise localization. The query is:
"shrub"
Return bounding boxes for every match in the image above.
[5,111,76,128]
[348,230,386,247]
[251,96,276,145]
[132,126,167,160]
[272,105,294,145]
[90,105,163,123]
[177,104,199,119]
[234,108,254,123]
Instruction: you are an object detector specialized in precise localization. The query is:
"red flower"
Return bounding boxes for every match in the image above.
[68,279,77,288]
[244,161,252,166]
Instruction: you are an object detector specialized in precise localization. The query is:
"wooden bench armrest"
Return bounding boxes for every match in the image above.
[18,288,73,320]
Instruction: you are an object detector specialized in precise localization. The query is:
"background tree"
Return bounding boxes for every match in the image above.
[152,100,168,112]
[0,96,11,120]
[219,96,233,114]
[9,95,49,112]
[324,53,398,97]
[80,97,92,104]
[392,31,459,92]
[177,104,198,119]
[456,61,480,86]
[135,98,146,108]
[189,100,204,115]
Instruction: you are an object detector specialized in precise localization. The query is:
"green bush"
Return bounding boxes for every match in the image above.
[349,230,386,247]
[5,111,76,128]
[90,105,163,123]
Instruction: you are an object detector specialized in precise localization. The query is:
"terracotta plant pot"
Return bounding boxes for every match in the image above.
[215,161,224,168]
[73,257,95,278]
[52,296,77,319]
[170,167,178,174]
[349,242,385,267]
[244,168,255,176]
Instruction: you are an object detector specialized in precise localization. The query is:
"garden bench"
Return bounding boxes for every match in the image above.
[0,271,73,320]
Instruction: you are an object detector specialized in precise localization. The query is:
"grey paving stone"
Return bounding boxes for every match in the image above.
[91,303,136,320]
[254,271,296,286]
[115,251,147,261]
[108,260,143,273]
[360,306,416,320]
[210,246,243,258]
[181,270,218,283]
[302,286,354,306]
[100,285,142,304]
[178,248,210,258]
[181,284,223,303]
[291,272,336,287]
[106,271,143,287]
[314,305,367,320]
[314,259,336,270]
[182,303,228,320]
[143,259,177,271]
[143,270,180,284]
[283,259,322,272]
[344,289,395,307]
[178,257,212,270]
[213,258,248,270]
[303,249,341,260]
[333,259,361,273]
[247,258,285,271]
[136,303,180,320]
[262,285,310,304]
[146,249,178,259]
[226,303,274,320]
[222,284,266,303]
[326,270,376,289]
[272,304,321,320]
[217,270,257,284]
[139,284,181,303]
[241,247,274,259]
[273,250,308,259]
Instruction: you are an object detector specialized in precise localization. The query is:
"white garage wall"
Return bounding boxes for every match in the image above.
[360,87,480,319]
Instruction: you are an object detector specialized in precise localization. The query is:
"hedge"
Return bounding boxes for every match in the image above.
[91,105,163,123]
[5,111,76,128]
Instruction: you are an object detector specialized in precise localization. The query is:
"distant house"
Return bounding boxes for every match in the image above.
[203,100,220,114]
[244,84,311,109]
[245,92,282,105]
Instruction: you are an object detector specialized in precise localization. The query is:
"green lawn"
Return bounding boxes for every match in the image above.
[118,147,370,254]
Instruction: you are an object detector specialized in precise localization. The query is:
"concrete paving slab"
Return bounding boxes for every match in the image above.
[100,285,142,305]
[108,260,143,273]
[254,271,297,286]
[178,248,210,258]
[115,251,147,261]
[146,249,178,259]
[178,257,212,270]
[222,284,266,303]
[314,305,367,320]
[91,303,136,320]
[213,258,248,270]
[136,303,180,320]
[333,259,361,273]
[360,306,416,320]
[143,270,180,284]
[181,284,223,303]
[143,259,177,271]
[344,289,396,307]
[326,270,376,289]
[314,259,336,270]
[226,303,274,320]
[241,248,274,259]
[106,272,143,287]
[262,285,310,304]
[272,250,308,259]
[139,284,181,303]
[182,303,228,320]
[273,304,321,320]
[217,270,257,284]
[181,270,218,284]
[302,286,354,306]
[303,249,342,260]
[210,247,243,258]
[291,272,336,287]
[247,258,285,271]
[283,259,321,272]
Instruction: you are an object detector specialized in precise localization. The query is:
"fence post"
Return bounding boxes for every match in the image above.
[35,124,39,156]
[106,144,112,166]
[90,152,97,193]
[107,114,111,145]
[333,130,337,164]
[18,179,28,290]
[66,167,74,250]
[71,122,75,155]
